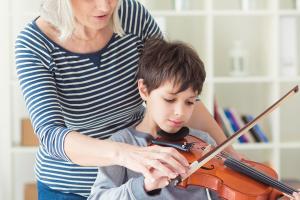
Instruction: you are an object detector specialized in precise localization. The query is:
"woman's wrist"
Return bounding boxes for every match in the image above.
[64,132,133,167]
[112,142,135,166]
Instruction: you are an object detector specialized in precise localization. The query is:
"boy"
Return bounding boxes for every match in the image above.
[88,38,218,200]
[88,38,300,200]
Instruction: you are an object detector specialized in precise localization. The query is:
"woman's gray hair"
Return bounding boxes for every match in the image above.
[40,0,124,41]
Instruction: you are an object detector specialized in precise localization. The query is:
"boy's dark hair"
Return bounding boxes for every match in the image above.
[137,38,206,94]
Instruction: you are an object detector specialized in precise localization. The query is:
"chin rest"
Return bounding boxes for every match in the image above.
[157,127,189,141]
[152,127,193,152]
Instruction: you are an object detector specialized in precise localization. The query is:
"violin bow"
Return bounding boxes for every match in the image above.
[172,85,299,185]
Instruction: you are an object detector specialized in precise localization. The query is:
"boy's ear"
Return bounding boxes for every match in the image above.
[137,79,149,100]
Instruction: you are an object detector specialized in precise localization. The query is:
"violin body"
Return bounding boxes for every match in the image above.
[156,135,283,200]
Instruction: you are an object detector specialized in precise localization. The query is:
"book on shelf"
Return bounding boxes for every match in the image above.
[224,108,248,143]
[228,108,255,143]
[241,115,269,143]
[240,115,260,142]
[213,104,269,143]
[217,107,234,138]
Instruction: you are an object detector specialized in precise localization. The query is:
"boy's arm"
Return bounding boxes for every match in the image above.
[88,134,163,200]
[187,101,242,158]
[88,164,148,200]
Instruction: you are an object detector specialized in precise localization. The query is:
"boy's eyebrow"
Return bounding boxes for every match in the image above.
[167,92,197,99]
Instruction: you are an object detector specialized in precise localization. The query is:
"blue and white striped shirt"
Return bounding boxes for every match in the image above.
[15,0,161,197]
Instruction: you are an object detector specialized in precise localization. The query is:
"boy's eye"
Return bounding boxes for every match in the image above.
[164,98,175,103]
[186,101,195,105]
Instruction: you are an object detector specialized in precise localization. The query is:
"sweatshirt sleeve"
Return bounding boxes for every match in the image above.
[15,30,72,161]
[88,167,162,200]
[88,132,162,200]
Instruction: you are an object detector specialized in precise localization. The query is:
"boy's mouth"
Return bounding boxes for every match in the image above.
[168,119,184,127]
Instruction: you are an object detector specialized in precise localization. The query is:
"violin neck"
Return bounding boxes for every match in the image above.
[224,157,297,196]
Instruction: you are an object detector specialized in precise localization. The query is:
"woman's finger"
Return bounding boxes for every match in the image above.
[133,162,159,182]
[145,158,178,179]
[120,144,189,180]
[293,191,300,200]
[150,146,189,173]
[122,153,173,181]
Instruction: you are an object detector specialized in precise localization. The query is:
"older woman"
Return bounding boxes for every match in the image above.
[15,0,237,199]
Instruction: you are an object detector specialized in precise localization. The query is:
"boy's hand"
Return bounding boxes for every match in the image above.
[143,168,171,192]
[143,165,188,192]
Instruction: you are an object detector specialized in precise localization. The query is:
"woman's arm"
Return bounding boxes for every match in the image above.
[64,131,125,166]
[64,131,188,181]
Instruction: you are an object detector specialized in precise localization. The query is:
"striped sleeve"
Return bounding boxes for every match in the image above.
[15,32,72,162]
[119,0,163,41]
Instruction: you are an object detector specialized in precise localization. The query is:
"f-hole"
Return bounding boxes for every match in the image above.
[200,165,215,170]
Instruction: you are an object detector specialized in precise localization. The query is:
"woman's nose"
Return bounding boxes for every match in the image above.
[95,0,111,12]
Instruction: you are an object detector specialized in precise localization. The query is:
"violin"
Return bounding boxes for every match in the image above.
[151,85,299,200]
[153,133,296,200]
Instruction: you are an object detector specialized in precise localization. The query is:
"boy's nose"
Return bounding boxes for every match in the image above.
[174,105,184,117]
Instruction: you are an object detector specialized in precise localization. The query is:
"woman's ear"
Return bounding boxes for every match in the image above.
[137,79,149,101]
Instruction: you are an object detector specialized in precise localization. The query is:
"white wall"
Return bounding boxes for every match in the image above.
[0,0,12,199]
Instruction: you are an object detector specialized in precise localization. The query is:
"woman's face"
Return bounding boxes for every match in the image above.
[71,0,118,30]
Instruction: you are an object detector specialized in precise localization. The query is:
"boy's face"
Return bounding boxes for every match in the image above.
[139,80,198,134]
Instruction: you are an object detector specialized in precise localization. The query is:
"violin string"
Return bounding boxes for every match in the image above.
[220,151,292,192]
[228,157,296,195]
[220,151,296,195]
[221,151,295,194]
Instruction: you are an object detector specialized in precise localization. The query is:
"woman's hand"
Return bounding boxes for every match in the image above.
[279,190,300,200]
[116,143,189,182]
